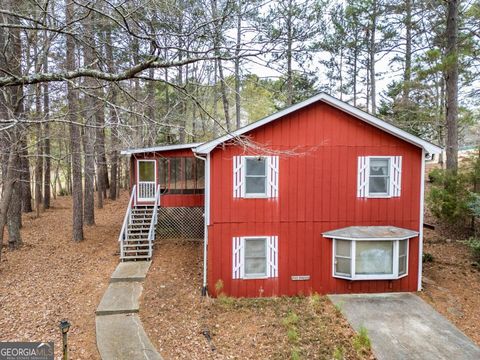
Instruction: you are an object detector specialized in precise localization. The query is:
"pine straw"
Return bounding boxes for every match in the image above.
[420,227,480,345]
[0,193,128,359]
[141,240,375,360]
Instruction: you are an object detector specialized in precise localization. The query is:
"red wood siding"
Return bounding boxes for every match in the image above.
[207,101,422,297]
[131,148,204,207]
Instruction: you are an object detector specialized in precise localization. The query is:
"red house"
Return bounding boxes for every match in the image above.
[120,93,441,297]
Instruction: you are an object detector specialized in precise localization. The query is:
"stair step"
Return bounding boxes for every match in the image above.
[124,250,150,254]
[123,244,150,248]
[121,255,152,260]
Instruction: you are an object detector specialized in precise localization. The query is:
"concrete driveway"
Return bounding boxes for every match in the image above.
[329,293,480,360]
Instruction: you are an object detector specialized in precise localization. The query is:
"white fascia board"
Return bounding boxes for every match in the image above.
[121,142,203,155]
[194,93,442,155]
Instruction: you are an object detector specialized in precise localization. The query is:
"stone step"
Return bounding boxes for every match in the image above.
[110,261,151,283]
[96,314,163,360]
[96,282,142,316]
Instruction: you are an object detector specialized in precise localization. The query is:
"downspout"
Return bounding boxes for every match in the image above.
[194,152,209,296]
[418,149,426,291]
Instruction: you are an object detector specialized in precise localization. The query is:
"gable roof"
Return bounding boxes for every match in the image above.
[121,142,202,156]
[194,93,442,155]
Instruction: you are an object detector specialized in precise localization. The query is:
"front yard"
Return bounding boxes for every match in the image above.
[140,240,374,359]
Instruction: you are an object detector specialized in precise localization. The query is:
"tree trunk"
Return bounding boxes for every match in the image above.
[286,0,293,106]
[66,0,84,241]
[8,171,22,249]
[445,0,459,171]
[106,29,119,200]
[0,150,18,261]
[43,63,51,209]
[234,0,242,129]
[35,82,43,218]
[403,0,412,102]
[369,0,377,114]
[211,0,231,132]
[83,18,97,224]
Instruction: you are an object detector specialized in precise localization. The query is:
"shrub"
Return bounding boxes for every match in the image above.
[427,169,473,224]
[423,252,434,263]
[463,238,480,264]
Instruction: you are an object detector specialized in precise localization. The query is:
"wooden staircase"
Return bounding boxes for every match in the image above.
[119,185,160,261]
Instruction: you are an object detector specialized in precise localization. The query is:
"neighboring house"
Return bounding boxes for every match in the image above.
[120,93,442,298]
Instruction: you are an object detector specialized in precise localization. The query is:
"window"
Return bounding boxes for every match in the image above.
[244,238,267,278]
[369,158,390,196]
[233,156,279,198]
[333,239,408,280]
[357,156,402,198]
[157,157,205,194]
[232,236,278,279]
[245,157,267,196]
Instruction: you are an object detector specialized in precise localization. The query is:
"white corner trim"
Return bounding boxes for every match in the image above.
[194,93,442,155]
[418,149,426,291]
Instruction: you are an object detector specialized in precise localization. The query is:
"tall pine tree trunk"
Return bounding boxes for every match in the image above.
[83,19,96,224]
[106,29,119,200]
[403,0,412,102]
[43,56,51,209]
[445,0,459,171]
[369,0,377,114]
[66,0,84,241]
[234,0,242,128]
[286,0,293,106]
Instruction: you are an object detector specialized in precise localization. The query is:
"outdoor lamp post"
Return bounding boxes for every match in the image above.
[59,319,71,360]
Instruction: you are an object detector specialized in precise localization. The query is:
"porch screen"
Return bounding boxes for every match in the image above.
[158,157,205,194]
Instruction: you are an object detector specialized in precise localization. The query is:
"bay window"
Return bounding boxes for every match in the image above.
[333,239,409,280]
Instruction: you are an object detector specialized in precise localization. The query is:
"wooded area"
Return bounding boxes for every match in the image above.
[0,0,479,252]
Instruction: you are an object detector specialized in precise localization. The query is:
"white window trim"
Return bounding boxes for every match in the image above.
[332,238,409,281]
[365,156,394,198]
[243,156,269,198]
[242,236,268,279]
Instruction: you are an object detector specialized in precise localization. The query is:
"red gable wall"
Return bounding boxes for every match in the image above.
[207,101,422,297]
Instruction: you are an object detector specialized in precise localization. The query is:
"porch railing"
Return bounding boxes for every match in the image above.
[138,181,156,200]
[147,185,161,257]
[119,184,137,259]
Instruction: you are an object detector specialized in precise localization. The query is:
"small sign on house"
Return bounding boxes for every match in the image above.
[291,275,310,281]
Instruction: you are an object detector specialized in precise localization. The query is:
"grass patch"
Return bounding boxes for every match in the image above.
[353,326,371,355]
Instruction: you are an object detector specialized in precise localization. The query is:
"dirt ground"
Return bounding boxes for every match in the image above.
[420,227,480,345]
[0,193,127,359]
[141,240,374,360]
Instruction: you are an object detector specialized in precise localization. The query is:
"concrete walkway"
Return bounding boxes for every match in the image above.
[96,261,163,360]
[329,293,480,360]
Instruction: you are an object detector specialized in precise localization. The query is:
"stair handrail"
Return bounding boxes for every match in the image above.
[119,185,137,259]
[147,185,161,257]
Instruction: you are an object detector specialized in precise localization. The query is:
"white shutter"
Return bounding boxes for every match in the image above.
[357,156,368,197]
[233,156,244,198]
[267,236,278,278]
[267,156,279,198]
[391,156,402,197]
[232,237,243,279]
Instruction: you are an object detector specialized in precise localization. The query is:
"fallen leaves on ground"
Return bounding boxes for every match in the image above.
[0,193,127,359]
[420,227,480,345]
[141,240,375,360]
